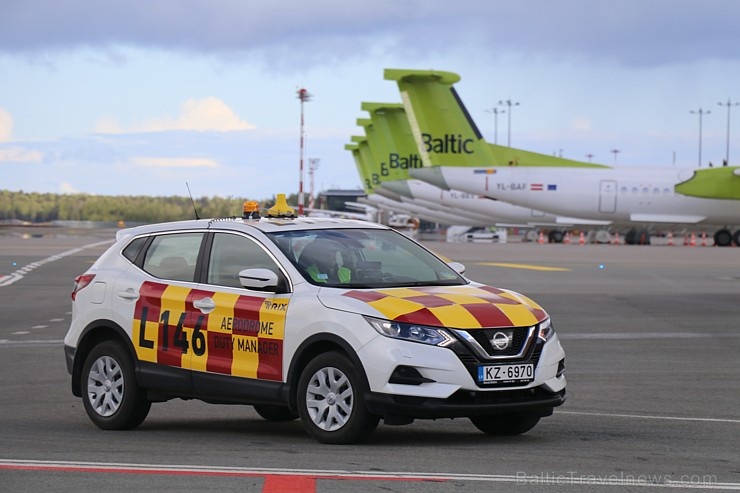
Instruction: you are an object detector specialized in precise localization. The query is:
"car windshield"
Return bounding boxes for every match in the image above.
[266,228,466,288]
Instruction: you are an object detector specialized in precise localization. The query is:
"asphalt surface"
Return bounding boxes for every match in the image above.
[1,226,738,492]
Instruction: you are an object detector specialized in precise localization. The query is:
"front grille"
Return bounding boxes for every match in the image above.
[451,331,545,389]
[468,327,530,357]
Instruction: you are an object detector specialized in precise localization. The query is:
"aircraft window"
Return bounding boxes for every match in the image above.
[642,187,649,194]
[620,187,628,194]
[653,188,660,194]
[664,188,671,194]
[632,187,638,194]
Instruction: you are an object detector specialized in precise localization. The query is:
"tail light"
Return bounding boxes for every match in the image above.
[72,274,96,301]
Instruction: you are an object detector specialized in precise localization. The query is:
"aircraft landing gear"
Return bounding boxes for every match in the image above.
[548,230,564,243]
[713,228,740,247]
[625,228,651,245]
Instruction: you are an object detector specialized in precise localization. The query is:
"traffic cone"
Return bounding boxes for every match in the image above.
[683,234,689,246]
[690,232,696,247]
[667,231,674,246]
[538,231,545,244]
[612,231,620,245]
[578,231,585,245]
[564,232,571,244]
[701,232,707,247]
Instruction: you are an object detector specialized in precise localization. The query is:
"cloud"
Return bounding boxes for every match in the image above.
[130,156,220,168]
[571,117,592,131]
[2,1,740,68]
[95,97,254,134]
[0,108,13,141]
[0,146,43,163]
[59,182,81,194]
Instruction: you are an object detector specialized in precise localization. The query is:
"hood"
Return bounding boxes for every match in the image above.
[319,284,547,329]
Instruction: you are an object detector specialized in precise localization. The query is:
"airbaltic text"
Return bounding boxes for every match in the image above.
[422,133,474,154]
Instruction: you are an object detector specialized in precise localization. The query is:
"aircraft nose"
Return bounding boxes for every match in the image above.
[410,167,450,190]
[382,180,413,198]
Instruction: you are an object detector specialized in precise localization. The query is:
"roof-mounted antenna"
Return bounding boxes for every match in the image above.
[186,182,200,220]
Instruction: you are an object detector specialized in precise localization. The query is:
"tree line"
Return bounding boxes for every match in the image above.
[0,190,302,224]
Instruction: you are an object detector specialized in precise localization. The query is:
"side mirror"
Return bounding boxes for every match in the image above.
[238,268,279,291]
[448,261,466,275]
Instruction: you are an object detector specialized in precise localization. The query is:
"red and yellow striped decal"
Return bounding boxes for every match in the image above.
[344,285,546,329]
[133,281,287,381]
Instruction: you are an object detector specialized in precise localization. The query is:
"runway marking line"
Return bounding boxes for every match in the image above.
[0,459,738,490]
[0,239,113,287]
[477,262,571,272]
[560,410,740,424]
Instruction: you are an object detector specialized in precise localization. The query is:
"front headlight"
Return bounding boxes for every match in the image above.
[537,318,554,342]
[364,316,455,347]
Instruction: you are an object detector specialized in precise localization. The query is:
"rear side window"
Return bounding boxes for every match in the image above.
[122,237,147,263]
[142,232,203,282]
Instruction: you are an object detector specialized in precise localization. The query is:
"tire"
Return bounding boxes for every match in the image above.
[254,404,299,422]
[548,230,564,243]
[715,229,733,247]
[625,228,637,245]
[734,230,740,247]
[470,414,541,436]
[297,351,379,444]
[81,341,151,430]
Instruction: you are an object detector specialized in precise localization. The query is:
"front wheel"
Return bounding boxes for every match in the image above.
[470,414,541,436]
[297,352,379,444]
[81,341,151,430]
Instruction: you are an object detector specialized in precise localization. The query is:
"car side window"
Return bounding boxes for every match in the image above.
[142,232,202,282]
[207,233,280,288]
[122,237,147,263]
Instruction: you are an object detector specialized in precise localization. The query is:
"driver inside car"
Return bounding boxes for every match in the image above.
[299,239,352,284]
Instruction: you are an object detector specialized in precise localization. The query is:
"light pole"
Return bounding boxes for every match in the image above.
[308,158,320,209]
[611,149,621,164]
[485,107,506,145]
[718,99,739,166]
[297,88,312,215]
[690,108,710,167]
[498,99,520,147]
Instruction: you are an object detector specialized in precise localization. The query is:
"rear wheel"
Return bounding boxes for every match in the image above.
[81,341,150,430]
[470,414,541,436]
[548,230,564,243]
[297,351,379,444]
[254,404,298,422]
[715,229,733,247]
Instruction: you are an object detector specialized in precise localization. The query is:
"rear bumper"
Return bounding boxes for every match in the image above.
[365,386,566,420]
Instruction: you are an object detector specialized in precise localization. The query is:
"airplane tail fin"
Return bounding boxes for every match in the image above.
[385,68,608,169]
[384,68,496,168]
[345,140,374,195]
[361,102,422,179]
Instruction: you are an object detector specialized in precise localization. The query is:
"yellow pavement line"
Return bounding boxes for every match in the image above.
[477,262,571,272]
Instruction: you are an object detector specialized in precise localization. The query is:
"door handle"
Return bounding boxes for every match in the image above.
[117,288,139,301]
[193,297,216,313]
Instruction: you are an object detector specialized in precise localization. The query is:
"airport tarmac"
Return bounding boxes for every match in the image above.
[1,226,738,492]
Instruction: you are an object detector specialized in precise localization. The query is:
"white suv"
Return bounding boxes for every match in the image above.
[64,208,566,444]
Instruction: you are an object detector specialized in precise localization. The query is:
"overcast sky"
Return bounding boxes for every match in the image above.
[2,0,740,199]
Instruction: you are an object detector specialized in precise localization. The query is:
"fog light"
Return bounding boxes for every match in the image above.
[556,358,566,378]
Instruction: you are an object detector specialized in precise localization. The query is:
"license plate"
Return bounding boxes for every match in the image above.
[478,364,534,384]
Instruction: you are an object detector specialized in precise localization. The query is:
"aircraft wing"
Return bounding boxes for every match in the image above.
[629,214,706,224]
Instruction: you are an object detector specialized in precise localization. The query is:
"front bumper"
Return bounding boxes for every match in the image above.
[366,387,566,419]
